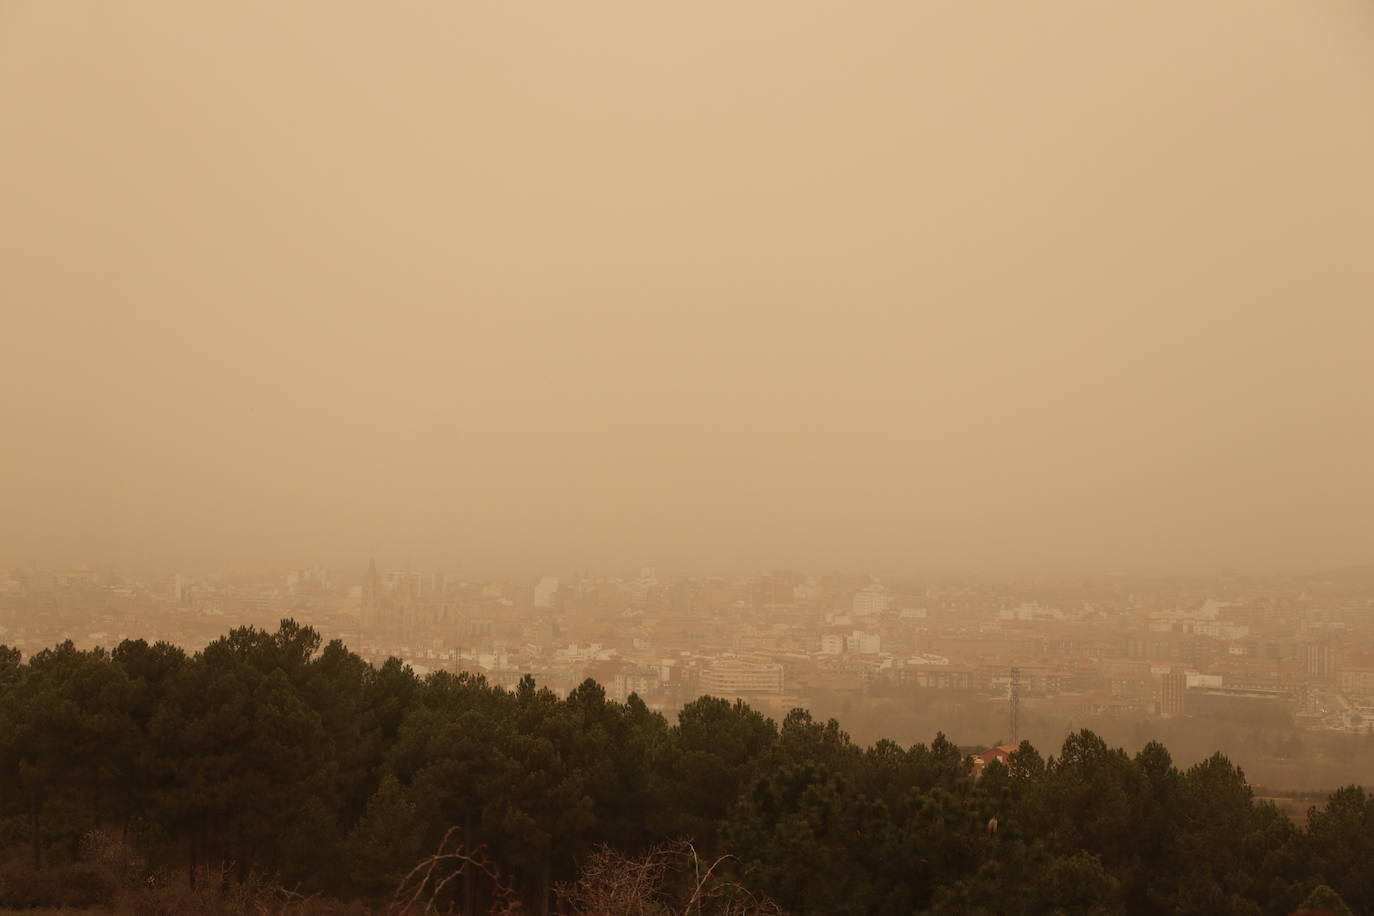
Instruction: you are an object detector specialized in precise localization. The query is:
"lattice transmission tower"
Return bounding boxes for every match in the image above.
[1009,665,1021,743]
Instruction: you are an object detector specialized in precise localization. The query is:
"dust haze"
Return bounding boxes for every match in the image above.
[3,0,1373,575]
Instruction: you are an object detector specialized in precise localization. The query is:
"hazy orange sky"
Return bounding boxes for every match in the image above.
[3,1,1372,575]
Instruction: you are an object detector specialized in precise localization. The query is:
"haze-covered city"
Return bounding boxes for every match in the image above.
[7,560,1374,795]
[4,1,1374,912]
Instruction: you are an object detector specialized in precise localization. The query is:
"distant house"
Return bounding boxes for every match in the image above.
[971,744,1021,778]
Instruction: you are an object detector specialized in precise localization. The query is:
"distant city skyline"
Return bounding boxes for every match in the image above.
[5,557,1373,788]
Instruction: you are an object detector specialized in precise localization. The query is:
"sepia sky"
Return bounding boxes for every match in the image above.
[2,1,1373,575]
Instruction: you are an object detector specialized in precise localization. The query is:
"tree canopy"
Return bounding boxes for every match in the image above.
[0,620,1362,914]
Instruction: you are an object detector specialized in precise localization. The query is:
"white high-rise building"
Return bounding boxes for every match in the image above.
[848,630,881,654]
[700,660,783,697]
[853,585,889,616]
[533,576,560,608]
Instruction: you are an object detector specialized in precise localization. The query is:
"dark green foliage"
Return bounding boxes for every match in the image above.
[343,773,424,897]
[665,695,777,849]
[930,844,1122,915]
[0,621,1366,914]
[1306,787,1374,914]
[1298,883,1355,916]
[0,646,21,689]
[725,761,900,915]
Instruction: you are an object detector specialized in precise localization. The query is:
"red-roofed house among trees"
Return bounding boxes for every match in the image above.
[971,744,1021,777]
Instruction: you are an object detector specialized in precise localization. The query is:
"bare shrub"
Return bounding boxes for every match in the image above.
[387,825,521,916]
[556,841,783,916]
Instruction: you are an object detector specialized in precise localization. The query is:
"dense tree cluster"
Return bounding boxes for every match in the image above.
[0,620,1371,914]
